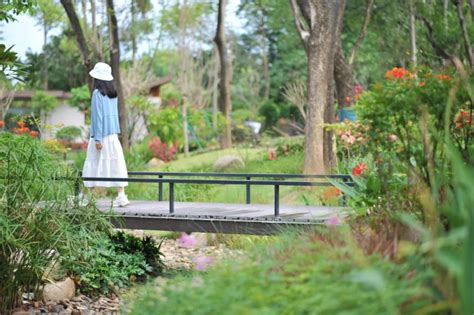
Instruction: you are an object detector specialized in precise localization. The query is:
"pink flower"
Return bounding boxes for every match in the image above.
[178,233,198,248]
[194,256,214,270]
[326,215,341,226]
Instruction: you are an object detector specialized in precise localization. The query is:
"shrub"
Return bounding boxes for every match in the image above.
[0,132,111,313]
[356,67,472,185]
[148,107,183,146]
[258,101,279,129]
[69,85,90,112]
[128,229,435,314]
[56,126,82,141]
[148,137,177,162]
[62,231,164,295]
[275,136,304,156]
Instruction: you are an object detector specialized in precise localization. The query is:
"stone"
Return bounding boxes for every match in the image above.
[42,278,76,302]
[147,157,165,168]
[213,155,245,171]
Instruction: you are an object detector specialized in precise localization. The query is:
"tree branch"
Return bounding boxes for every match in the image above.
[60,0,92,90]
[289,0,310,48]
[348,0,374,64]
[453,0,474,68]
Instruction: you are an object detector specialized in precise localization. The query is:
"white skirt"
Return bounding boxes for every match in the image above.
[82,134,128,187]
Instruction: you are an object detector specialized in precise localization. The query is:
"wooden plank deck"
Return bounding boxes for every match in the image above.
[97,199,344,235]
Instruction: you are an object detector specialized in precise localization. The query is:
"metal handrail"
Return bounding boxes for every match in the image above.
[80,172,353,217]
[127,171,351,179]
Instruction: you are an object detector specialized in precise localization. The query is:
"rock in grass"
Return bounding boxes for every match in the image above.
[213,155,245,171]
[42,277,76,302]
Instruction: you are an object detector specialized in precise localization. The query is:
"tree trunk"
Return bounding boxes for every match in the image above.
[60,0,92,91]
[409,0,418,69]
[90,0,103,60]
[43,26,49,91]
[324,80,336,170]
[305,33,335,174]
[289,0,345,174]
[131,0,137,62]
[182,98,189,156]
[334,41,353,108]
[214,0,232,149]
[106,0,128,150]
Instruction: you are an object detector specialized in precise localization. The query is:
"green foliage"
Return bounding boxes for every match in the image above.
[148,107,183,146]
[0,0,34,80]
[0,44,27,81]
[0,132,112,312]
[56,126,82,141]
[258,101,279,129]
[128,230,435,314]
[25,34,86,90]
[62,231,164,295]
[69,85,90,112]
[31,90,59,113]
[274,136,304,156]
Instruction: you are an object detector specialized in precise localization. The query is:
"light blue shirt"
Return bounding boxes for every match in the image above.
[90,89,121,142]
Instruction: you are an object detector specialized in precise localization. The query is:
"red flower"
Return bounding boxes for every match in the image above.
[268,149,276,161]
[17,121,26,128]
[0,120,4,128]
[344,96,352,105]
[352,162,368,176]
[385,67,411,79]
[29,131,39,138]
[455,111,472,129]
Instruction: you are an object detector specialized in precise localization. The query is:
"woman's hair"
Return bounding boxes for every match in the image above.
[94,79,118,98]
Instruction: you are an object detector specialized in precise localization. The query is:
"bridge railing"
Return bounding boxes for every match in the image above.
[80,172,353,217]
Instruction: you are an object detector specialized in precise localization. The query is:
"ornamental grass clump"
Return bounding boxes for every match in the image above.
[0,132,112,313]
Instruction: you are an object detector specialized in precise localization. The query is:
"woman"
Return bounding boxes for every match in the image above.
[82,62,129,207]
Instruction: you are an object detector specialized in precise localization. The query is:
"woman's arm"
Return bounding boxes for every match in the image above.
[91,91,104,145]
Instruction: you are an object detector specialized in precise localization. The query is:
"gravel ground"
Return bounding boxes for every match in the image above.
[16,231,243,315]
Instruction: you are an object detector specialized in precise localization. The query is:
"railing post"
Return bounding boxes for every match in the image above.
[158,175,163,201]
[274,184,280,217]
[246,176,251,204]
[169,182,174,214]
[341,177,348,206]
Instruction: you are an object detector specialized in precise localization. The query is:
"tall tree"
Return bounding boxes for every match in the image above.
[106,0,128,150]
[214,0,233,149]
[289,0,346,174]
[33,0,63,90]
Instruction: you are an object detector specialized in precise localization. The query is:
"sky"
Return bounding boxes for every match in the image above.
[2,0,244,60]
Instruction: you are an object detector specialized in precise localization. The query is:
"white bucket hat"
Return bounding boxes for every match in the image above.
[89,62,114,81]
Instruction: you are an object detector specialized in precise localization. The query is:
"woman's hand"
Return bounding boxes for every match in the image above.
[95,142,102,150]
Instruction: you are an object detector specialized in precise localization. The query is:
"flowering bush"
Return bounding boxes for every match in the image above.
[148,137,177,162]
[356,66,471,185]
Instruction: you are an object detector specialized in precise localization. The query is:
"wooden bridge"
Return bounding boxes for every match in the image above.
[82,172,353,235]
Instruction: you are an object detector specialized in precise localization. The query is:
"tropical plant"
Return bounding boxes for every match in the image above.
[0,132,111,313]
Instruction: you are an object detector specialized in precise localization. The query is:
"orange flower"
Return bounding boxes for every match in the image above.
[17,121,26,128]
[435,74,451,81]
[419,81,426,87]
[344,96,352,105]
[29,131,39,137]
[385,67,411,79]
[0,120,4,128]
[321,187,342,200]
